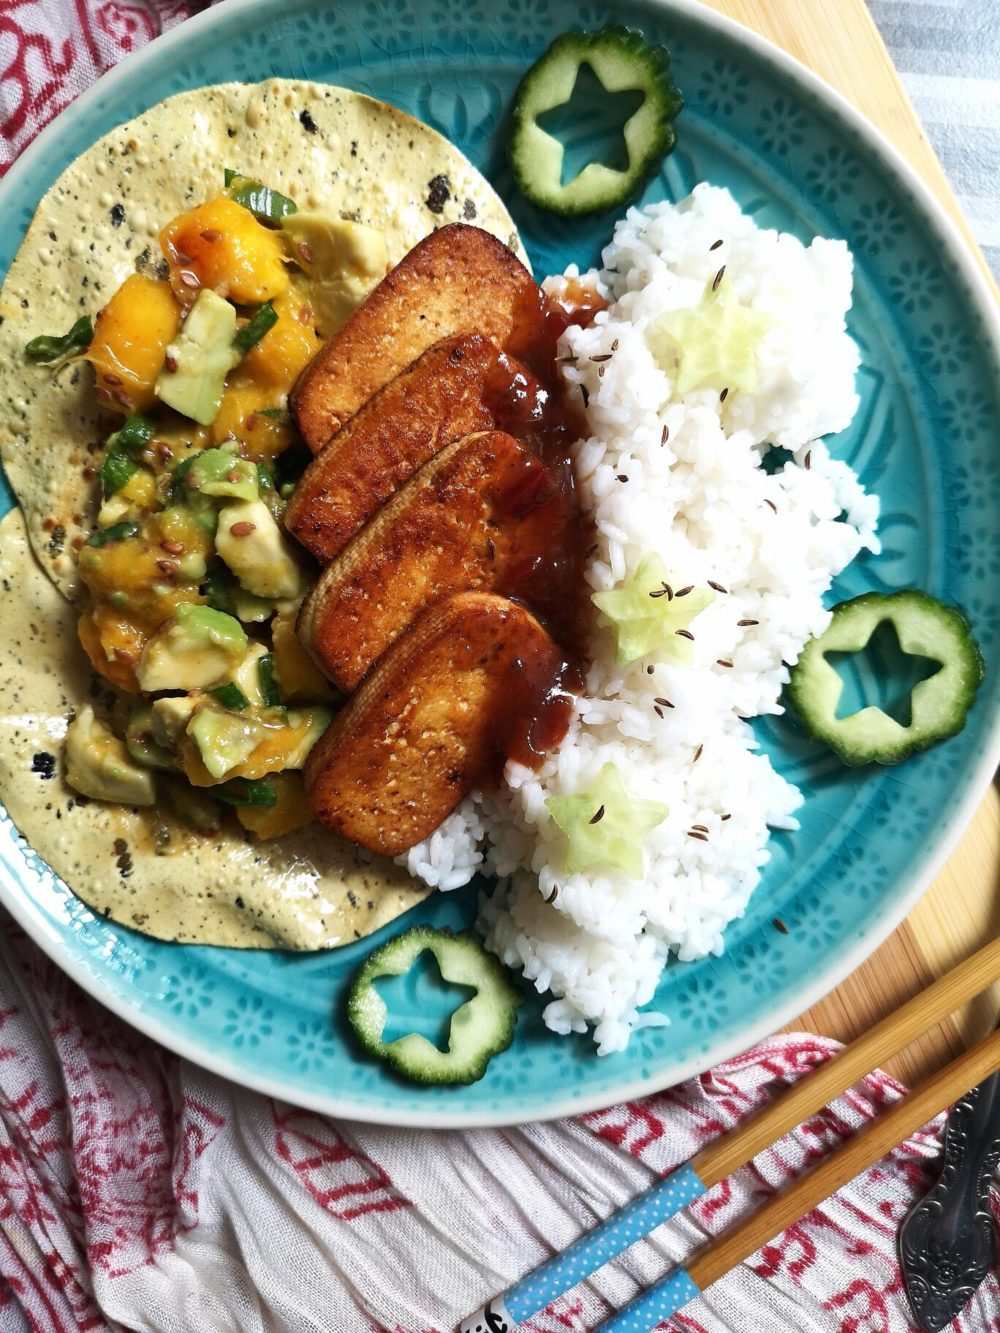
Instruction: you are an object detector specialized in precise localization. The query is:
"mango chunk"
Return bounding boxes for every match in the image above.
[86,274,182,415]
[236,772,313,839]
[160,195,290,305]
[239,289,322,389]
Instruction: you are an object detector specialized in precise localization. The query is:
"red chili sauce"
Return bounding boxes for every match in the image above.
[474,278,608,774]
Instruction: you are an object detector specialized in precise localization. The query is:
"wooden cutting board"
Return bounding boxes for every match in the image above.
[704,0,1000,1088]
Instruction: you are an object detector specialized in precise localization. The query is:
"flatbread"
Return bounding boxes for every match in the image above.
[0,507,431,948]
[0,79,521,600]
[0,79,520,946]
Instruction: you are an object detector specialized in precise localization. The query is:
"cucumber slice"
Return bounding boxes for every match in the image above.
[509,26,683,216]
[347,927,521,1086]
[786,590,984,766]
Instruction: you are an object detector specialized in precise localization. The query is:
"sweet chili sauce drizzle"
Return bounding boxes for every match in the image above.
[471,280,606,771]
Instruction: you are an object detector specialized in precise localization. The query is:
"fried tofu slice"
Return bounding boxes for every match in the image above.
[304,592,568,856]
[290,224,542,451]
[285,332,544,564]
[297,430,574,692]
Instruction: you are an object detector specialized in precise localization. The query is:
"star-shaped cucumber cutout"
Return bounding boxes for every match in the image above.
[546,762,668,879]
[649,277,771,394]
[592,552,714,666]
[828,618,942,727]
[374,950,477,1051]
[536,61,645,187]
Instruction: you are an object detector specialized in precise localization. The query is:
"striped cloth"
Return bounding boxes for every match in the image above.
[868,0,1000,276]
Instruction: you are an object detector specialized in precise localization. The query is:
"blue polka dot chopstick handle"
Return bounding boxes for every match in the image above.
[458,943,1000,1333]
[596,1267,701,1332]
[459,1161,705,1332]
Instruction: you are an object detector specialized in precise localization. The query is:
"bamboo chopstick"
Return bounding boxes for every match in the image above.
[598,1024,1000,1332]
[692,934,1000,1188]
[459,937,1000,1333]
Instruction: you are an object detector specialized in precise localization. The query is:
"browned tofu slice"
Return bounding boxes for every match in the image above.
[285,332,544,564]
[304,591,570,856]
[290,224,543,451]
[297,430,576,692]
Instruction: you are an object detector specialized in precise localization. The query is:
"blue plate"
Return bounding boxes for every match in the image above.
[0,0,997,1126]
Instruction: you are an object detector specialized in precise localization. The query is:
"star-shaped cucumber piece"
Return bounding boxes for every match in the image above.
[546,762,668,879]
[591,552,714,666]
[649,278,771,394]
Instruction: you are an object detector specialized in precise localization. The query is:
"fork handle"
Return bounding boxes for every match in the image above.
[899,1065,1000,1331]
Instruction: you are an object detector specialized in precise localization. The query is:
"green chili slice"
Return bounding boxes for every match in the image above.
[213,776,278,807]
[114,414,156,450]
[257,653,281,707]
[25,315,93,363]
[202,564,232,614]
[100,451,140,497]
[234,301,278,353]
[208,682,250,711]
[85,520,141,548]
[225,171,298,225]
[169,454,198,504]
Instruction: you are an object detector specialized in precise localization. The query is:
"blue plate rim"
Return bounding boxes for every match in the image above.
[0,0,997,1127]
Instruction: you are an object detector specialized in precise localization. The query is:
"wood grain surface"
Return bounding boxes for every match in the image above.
[702,0,1000,1086]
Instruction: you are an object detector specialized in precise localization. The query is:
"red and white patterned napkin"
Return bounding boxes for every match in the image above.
[3,909,999,1332]
[2,5,999,1331]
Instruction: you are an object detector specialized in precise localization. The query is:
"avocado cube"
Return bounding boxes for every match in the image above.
[187,706,267,781]
[280,212,387,335]
[136,603,248,692]
[186,444,260,503]
[65,706,157,805]
[215,499,306,600]
[155,289,240,426]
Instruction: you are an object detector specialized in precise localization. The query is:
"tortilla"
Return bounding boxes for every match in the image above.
[0,507,431,948]
[0,79,520,947]
[0,79,521,600]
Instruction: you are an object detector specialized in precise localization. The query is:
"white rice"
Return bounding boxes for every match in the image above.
[397,184,880,1054]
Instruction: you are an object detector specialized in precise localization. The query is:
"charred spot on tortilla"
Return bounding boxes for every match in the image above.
[426,174,452,214]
